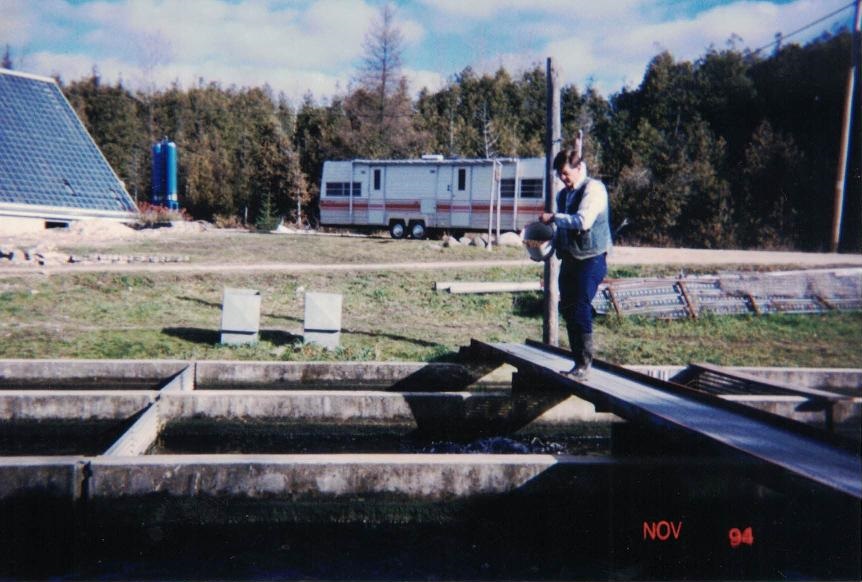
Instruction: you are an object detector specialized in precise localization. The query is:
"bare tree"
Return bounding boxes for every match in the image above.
[345,3,429,158]
[481,102,500,158]
[359,3,404,125]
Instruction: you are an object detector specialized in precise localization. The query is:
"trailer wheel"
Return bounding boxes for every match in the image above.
[389,221,406,239]
[409,222,426,240]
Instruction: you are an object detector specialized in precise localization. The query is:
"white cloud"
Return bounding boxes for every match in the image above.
[13,0,388,101]
[418,0,643,21]
[28,51,128,85]
[75,0,374,69]
[538,0,852,94]
[404,67,446,96]
[0,0,36,45]
[6,0,853,102]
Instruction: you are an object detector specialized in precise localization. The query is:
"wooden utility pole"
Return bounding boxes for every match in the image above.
[831,0,861,252]
[543,58,561,346]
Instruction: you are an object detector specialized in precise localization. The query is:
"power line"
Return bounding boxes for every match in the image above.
[750,1,855,56]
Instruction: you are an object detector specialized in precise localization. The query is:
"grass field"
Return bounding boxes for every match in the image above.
[45,229,530,264]
[1,231,860,366]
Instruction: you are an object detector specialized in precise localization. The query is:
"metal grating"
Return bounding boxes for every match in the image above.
[0,69,137,219]
[682,369,794,396]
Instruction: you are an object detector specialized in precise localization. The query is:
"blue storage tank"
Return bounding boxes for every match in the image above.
[151,141,164,206]
[151,138,179,210]
[165,141,178,210]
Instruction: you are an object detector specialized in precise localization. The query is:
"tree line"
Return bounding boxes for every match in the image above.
[51,26,859,250]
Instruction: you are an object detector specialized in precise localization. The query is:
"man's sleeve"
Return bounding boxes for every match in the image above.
[553,181,607,231]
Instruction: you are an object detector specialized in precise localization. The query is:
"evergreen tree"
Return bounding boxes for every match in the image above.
[64,75,147,202]
[2,45,12,70]
[516,65,548,157]
[737,120,804,247]
[255,190,277,231]
[52,28,856,250]
[296,92,353,224]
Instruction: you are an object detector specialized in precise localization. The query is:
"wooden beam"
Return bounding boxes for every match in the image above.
[543,57,561,346]
[437,281,542,294]
[677,280,698,319]
[607,285,623,317]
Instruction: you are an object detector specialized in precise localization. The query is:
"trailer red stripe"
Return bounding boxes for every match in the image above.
[323,201,544,212]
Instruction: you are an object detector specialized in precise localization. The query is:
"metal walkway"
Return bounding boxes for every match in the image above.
[469,339,862,499]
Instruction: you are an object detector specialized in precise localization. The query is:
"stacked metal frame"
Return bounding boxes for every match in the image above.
[593,268,861,319]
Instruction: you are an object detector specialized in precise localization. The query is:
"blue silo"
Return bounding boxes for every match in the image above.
[165,141,178,210]
[151,141,164,206]
[151,138,179,210]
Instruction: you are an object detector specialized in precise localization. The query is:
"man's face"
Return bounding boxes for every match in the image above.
[557,162,582,189]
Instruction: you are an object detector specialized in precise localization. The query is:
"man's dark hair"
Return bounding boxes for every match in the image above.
[553,147,582,173]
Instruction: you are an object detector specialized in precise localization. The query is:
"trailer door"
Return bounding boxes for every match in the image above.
[448,166,471,227]
[368,166,385,225]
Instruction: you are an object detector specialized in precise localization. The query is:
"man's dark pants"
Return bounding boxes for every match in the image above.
[559,253,607,362]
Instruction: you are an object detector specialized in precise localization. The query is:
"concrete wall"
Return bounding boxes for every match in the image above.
[0,359,857,507]
[0,358,859,580]
[0,390,154,419]
[0,359,189,389]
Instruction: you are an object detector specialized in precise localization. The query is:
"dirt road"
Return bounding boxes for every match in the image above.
[609,246,862,267]
[1,245,860,277]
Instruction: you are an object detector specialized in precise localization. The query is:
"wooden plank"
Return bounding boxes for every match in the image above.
[444,281,541,294]
[677,280,698,319]
[606,285,623,316]
[746,293,761,315]
[475,341,862,499]
[815,294,836,310]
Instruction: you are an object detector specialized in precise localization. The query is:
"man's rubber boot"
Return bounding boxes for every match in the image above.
[579,333,594,378]
[561,331,592,380]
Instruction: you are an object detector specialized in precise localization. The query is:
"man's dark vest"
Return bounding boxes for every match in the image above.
[555,178,612,260]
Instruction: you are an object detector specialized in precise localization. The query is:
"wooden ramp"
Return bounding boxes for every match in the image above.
[469,339,862,499]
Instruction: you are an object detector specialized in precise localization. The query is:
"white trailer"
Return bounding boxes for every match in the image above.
[319,156,546,239]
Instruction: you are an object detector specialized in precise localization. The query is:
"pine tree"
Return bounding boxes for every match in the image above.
[255,190,277,231]
[2,45,12,70]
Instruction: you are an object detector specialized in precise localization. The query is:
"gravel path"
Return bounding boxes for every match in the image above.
[1,245,860,277]
[608,246,862,267]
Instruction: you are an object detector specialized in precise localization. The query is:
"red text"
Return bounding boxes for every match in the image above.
[643,520,683,541]
[728,526,754,548]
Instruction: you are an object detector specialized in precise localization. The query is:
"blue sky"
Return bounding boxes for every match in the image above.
[1,0,855,103]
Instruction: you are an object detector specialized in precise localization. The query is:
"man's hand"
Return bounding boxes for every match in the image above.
[539,212,555,224]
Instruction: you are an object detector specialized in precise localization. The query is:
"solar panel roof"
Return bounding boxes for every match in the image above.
[0,69,138,220]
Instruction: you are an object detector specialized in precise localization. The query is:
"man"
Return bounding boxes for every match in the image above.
[539,148,612,379]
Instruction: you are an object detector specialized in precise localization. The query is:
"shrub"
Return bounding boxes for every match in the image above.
[136,202,191,227]
[213,214,246,229]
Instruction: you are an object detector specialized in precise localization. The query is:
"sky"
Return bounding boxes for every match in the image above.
[1,0,856,103]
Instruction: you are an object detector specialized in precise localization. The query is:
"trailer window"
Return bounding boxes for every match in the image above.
[457,168,466,191]
[520,178,543,199]
[326,182,362,197]
[373,169,381,190]
[500,179,515,198]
